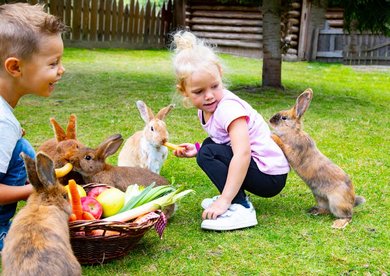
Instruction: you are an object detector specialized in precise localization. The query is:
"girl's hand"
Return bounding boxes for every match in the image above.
[173,143,197,158]
[202,197,231,220]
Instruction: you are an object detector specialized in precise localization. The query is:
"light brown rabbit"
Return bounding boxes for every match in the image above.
[1,152,81,276]
[118,101,174,174]
[38,114,85,184]
[69,134,174,219]
[269,88,365,229]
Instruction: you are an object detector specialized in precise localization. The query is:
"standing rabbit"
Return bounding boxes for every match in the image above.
[38,114,85,184]
[269,88,365,229]
[1,152,81,276]
[118,101,174,174]
[69,134,174,218]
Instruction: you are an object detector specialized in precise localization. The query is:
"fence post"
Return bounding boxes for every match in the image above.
[173,0,186,29]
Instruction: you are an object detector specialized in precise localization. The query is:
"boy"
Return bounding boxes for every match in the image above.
[0,3,67,250]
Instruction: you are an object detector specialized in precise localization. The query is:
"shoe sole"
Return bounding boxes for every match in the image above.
[201,219,258,231]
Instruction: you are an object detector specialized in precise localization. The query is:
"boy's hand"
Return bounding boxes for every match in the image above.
[173,143,197,158]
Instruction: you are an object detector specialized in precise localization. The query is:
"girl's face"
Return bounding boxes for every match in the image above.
[184,65,224,115]
[19,34,65,97]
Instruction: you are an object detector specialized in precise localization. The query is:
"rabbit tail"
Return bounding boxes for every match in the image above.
[354,196,366,207]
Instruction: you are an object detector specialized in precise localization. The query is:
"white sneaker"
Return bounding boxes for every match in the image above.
[201,195,220,209]
[201,202,258,231]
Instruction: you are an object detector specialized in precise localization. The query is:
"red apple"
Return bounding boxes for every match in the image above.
[81,196,103,219]
[87,186,109,199]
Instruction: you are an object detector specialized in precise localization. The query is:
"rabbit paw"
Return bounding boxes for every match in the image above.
[332,218,351,229]
[308,206,330,215]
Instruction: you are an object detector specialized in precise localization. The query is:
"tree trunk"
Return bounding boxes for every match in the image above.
[262,0,283,89]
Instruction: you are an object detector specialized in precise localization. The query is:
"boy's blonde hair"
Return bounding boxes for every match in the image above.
[171,31,223,95]
[0,3,67,70]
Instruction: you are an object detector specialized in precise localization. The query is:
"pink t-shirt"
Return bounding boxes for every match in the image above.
[198,90,290,175]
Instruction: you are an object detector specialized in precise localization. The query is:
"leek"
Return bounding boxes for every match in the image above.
[103,188,194,222]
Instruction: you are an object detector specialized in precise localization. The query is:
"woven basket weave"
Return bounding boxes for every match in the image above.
[69,183,160,265]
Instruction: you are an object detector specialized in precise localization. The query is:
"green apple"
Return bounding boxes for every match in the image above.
[96,188,125,217]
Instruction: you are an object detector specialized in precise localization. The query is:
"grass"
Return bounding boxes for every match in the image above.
[9,49,390,275]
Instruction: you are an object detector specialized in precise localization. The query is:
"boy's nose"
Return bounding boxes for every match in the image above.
[58,64,66,75]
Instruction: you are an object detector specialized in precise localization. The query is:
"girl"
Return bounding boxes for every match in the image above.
[172,31,290,231]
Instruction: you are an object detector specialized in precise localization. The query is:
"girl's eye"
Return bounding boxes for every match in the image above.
[192,90,202,95]
[211,84,219,89]
[151,126,154,131]
[281,116,287,121]
[84,155,92,160]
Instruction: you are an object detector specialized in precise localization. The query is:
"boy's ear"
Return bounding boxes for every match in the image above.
[4,57,22,77]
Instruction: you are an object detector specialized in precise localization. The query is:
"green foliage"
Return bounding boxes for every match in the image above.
[8,49,390,275]
[329,0,390,35]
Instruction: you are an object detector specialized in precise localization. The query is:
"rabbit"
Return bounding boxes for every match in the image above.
[38,114,85,185]
[1,152,81,276]
[69,134,174,219]
[118,101,175,174]
[269,88,365,229]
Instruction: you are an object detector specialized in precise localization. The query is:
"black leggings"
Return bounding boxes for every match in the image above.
[196,138,288,206]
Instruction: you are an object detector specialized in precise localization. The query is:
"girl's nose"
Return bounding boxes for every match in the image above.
[204,90,213,100]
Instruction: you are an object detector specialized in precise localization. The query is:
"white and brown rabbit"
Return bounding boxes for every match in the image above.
[118,101,174,174]
[69,134,174,218]
[38,114,85,184]
[269,88,365,229]
[1,152,81,276]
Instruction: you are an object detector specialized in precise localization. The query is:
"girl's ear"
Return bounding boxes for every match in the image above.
[4,57,22,77]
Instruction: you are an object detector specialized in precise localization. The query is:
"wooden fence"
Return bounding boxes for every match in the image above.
[27,0,173,48]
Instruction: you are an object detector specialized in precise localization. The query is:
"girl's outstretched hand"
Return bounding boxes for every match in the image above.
[173,143,197,158]
[202,197,230,220]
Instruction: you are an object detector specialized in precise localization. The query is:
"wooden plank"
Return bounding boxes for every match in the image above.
[191,25,262,34]
[155,10,161,46]
[98,0,105,41]
[316,51,343,58]
[90,0,98,41]
[104,0,111,41]
[123,4,129,42]
[82,0,90,40]
[72,0,82,40]
[150,3,157,45]
[64,0,72,40]
[50,0,58,17]
[327,19,343,28]
[310,27,320,61]
[192,31,262,41]
[56,0,64,21]
[117,0,124,41]
[190,5,261,12]
[143,0,151,45]
[205,38,261,49]
[188,17,262,26]
[128,0,136,42]
[111,0,117,40]
[298,0,310,59]
[132,0,139,44]
[191,10,262,19]
[138,6,145,45]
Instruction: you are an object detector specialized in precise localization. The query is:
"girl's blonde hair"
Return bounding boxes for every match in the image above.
[171,31,223,97]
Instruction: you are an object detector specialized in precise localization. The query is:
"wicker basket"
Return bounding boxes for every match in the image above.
[69,183,161,265]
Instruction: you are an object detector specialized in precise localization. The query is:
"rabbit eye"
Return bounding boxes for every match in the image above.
[151,126,154,132]
[281,116,287,121]
[84,155,92,161]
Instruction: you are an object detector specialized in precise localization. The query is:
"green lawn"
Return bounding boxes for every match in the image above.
[12,49,390,275]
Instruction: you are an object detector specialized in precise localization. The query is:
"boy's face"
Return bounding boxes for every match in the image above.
[19,34,65,97]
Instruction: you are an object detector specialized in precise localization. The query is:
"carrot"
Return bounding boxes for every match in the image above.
[163,142,184,151]
[82,211,96,220]
[68,179,83,220]
[69,213,77,222]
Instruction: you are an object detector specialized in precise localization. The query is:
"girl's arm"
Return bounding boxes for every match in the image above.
[0,184,33,205]
[202,117,251,220]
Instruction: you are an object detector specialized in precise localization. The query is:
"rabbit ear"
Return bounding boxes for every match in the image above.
[66,114,77,140]
[295,88,313,118]
[50,117,67,142]
[21,152,43,191]
[156,104,175,120]
[136,100,154,123]
[35,152,56,188]
[96,134,124,160]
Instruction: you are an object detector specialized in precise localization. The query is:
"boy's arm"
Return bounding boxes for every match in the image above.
[0,184,33,205]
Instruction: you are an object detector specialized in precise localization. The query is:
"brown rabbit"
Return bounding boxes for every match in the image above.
[1,152,81,276]
[38,114,85,184]
[69,134,174,218]
[269,88,365,229]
